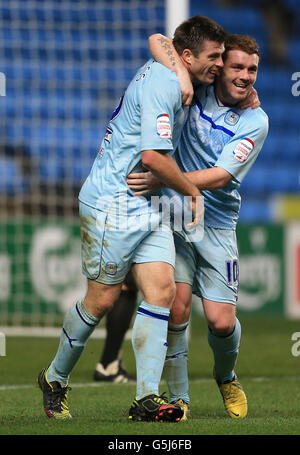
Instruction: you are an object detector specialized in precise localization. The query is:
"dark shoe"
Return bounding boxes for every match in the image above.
[38,366,72,419]
[129,393,183,422]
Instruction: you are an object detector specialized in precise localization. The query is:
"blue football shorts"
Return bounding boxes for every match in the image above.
[79,201,175,285]
[174,226,239,305]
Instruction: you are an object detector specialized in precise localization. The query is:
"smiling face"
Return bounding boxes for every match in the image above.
[182,40,225,84]
[216,49,259,105]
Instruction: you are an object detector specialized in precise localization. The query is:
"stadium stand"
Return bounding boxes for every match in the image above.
[0,0,299,221]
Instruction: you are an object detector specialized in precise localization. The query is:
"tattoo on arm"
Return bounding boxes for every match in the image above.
[157,36,176,67]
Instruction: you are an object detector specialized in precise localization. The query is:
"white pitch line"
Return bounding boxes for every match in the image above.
[0,326,132,340]
[1,376,300,392]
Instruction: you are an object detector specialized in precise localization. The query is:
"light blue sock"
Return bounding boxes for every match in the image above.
[47,299,100,386]
[131,301,170,400]
[208,317,241,384]
[164,321,189,404]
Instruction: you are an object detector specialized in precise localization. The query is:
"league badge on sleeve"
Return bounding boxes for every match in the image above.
[233,137,254,163]
[156,113,172,139]
[104,127,113,143]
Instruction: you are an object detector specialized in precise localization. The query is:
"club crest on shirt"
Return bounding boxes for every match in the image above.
[156,113,172,139]
[224,110,240,126]
[233,137,254,163]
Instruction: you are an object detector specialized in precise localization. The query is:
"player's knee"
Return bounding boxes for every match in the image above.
[158,280,176,307]
[84,281,122,318]
[210,318,235,337]
[170,299,190,324]
[85,297,113,318]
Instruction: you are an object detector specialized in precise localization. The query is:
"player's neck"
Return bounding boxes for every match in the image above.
[179,56,194,83]
[214,82,237,107]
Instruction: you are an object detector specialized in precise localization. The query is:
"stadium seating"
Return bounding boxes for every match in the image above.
[0,0,299,221]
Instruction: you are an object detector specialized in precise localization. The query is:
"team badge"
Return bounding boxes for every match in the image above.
[224,110,240,126]
[156,113,172,139]
[233,137,254,163]
[105,262,117,275]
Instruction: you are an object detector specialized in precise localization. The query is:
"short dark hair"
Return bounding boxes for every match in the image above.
[173,15,227,57]
[224,34,260,60]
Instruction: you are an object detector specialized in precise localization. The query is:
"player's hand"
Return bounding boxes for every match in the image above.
[187,194,205,229]
[126,171,164,195]
[176,67,194,106]
[237,87,260,110]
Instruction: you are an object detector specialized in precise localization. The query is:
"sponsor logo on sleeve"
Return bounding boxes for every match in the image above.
[104,127,113,143]
[224,110,240,126]
[233,137,254,163]
[156,113,172,139]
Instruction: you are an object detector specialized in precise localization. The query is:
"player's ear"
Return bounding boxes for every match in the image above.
[181,49,193,67]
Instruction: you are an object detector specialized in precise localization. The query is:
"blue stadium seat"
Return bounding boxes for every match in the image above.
[0,0,299,222]
[240,165,300,194]
[239,198,273,222]
[0,158,28,194]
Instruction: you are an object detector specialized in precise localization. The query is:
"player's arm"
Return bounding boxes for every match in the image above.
[141,150,202,228]
[181,167,233,190]
[148,34,193,106]
[127,166,232,195]
[215,114,269,184]
[141,149,200,197]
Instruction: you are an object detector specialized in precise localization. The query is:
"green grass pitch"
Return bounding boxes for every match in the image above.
[0,315,300,436]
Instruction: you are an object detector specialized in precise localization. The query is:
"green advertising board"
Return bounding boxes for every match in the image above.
[0,220,287,326]
[0,219,85,325]
[236,224,284,315]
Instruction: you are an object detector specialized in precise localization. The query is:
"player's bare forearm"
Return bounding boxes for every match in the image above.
[184,167,233,190]
[127,166,232,194]
[148,34,178,70]
[148,34,193,105]
[141,150,199,198]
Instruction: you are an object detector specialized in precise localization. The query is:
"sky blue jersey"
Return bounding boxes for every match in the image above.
[172,83,269,229]
[79,59,187,214]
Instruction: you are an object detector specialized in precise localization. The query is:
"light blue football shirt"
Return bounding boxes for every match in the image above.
[79,59,187,215]
[171,83,269,229]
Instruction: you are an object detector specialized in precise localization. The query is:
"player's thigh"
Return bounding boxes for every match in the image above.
[131,227,176,307]
[131,261,175,308]
[193,226,239,306]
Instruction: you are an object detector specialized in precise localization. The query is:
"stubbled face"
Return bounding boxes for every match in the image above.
[216,49,259,105]
[187,40,225,84]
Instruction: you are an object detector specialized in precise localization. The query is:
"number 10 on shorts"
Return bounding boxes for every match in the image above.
[226,259,239,285]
